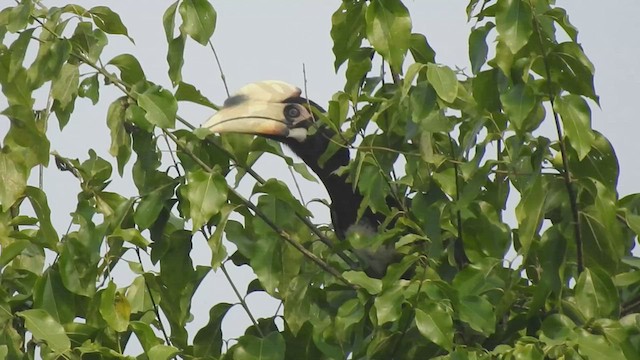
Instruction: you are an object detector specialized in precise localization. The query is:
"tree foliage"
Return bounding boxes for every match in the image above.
[1,0,639,359]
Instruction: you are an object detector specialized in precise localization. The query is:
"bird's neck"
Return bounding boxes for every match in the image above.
[285,128,363,237]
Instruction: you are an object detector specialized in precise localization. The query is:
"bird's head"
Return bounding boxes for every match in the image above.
[203,80,321,144]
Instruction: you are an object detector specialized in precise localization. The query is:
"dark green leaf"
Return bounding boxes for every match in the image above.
[469,22,494,74]
[78,74,100,104]
[69,22,107,62]
[252,179,311,218]
[33,269,75,324]
[544,8,578,42]
[175,81,216,109]
[178,0,216,46]
[515,175,544,258]
[167,35,185,85]
[25,186,59,248]
[555,94,594,161]
[409,33,436,64]
[194,303,233,358]
[163,1,179,41]
[366,0,412,73]
[234,332,285,360]
[500,83,535,130]
[208,204,235,269]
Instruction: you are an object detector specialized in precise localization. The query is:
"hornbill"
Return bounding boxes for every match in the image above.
[203,80,398,277]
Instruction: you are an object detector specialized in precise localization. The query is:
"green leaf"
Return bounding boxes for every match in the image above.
[515,175,544,258]
[344,47,373,99]
[576,329,625,359]
[130,321,163,352]
[178,0,216,46]
[106,98,132,175]
[183,169,228,231]
[69,21,108,62]
[575,268,619,319]
[8,28,34,82]
[89,6,131,39]
[343,271,382,295]
[473,69,501,112]
[500,83,535,130]
[374,284,404,324]
[0,240,29,269]
[194,303,233,358]
[540,314,575,345]
[496,0,533,53]
[0,151,28,211]
[365,0,412,73]
[5,1,32,32]
[458,295,496,336]
[163,1,179,41]
[208,204,235,269]
[252,179,311,218]
[148,345,180,360]
[100,282,131,332]
[167,35,185,85]
[330,1,366,70]
[234,332,285,360]
[409,33,436,64]
[51,63,79,107]
[78,74,100,104]
[17,309,71,354]
[110,228,149,248]
[544,8,578,42]
[555,94,594,160]
[33,269,75,324]
[137,84,177,129]
[548,42,597,102]
[25,186,59,248]
[568,131,618,189]
[469,22,495,74]
[426,64,458,103]
[108,53,145,85]
[175,81,216,109]
[335,299,364,338]
[415,302,454,351]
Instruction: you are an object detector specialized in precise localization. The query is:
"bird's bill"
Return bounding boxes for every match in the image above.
[203,101,290,137]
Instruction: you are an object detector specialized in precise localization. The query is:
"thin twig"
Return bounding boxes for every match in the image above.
[208,40,230,97]
[448,135,469,268]
[221,262,264,336]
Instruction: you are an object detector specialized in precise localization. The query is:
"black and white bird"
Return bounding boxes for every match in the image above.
[203,80,398,277]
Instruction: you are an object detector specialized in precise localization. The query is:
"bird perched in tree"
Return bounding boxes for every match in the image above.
[203,80,397,277]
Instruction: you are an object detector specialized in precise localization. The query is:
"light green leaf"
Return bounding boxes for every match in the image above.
[110,228,149,249]
[469,22,495,74]
[234,332,285,360]
[148,345,180,360]
[374,284,404,324]
[25,186,59,248]
[415,303,454,351]
[343,271,382,295]
[0,152,28,211]
[496,0,533,53]
[458,295,496,335]
[163,1,179,41]
[575,268,619,319]
[427,64,458,103]
[179,0,216,45]
[555,94,594,160]
[365,0,412,73]
[99,282,131,332]
[51,63,79,107]
[167,35,185,85]
[183,169,228,231]
[106,98,132,175]
[18,309,71,354]
[137,84,177,129]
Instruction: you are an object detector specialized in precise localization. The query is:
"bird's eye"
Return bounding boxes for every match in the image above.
[284,105,301,119]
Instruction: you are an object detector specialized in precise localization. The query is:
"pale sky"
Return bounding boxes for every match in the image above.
[1,0,639,354]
